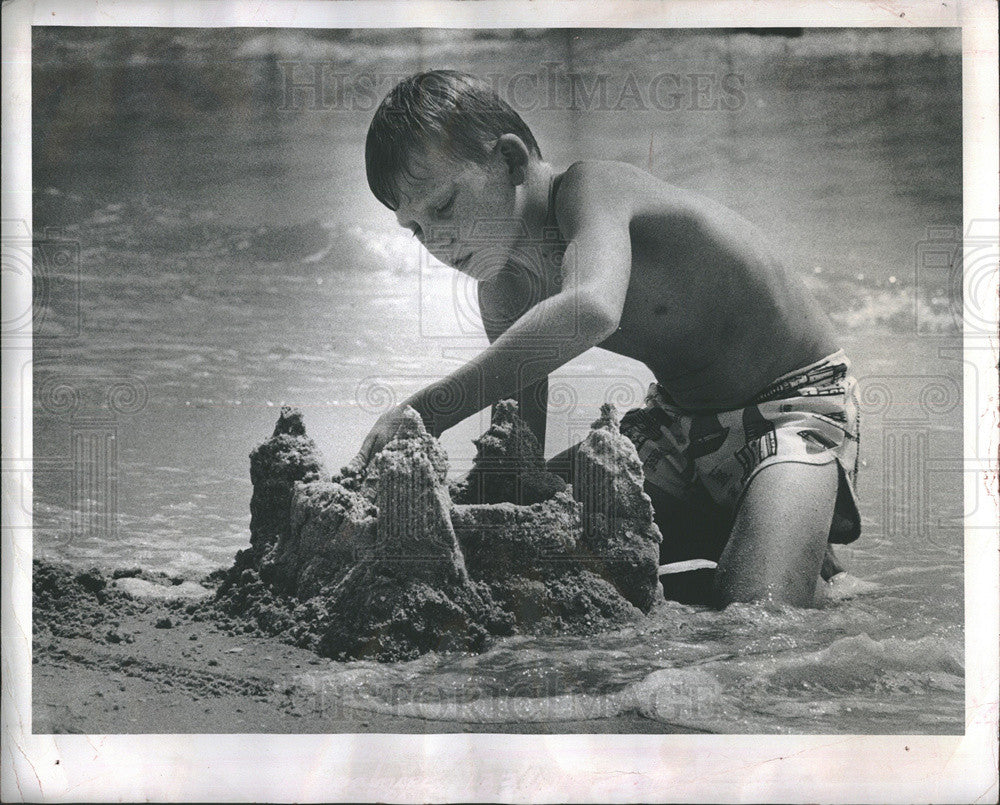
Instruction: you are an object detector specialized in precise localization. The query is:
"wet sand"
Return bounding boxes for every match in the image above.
[32,568,703,734]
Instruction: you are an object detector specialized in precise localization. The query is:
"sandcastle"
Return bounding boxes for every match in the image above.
[217,401,662,661]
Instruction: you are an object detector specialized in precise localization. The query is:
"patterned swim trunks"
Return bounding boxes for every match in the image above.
[620,349,862,546]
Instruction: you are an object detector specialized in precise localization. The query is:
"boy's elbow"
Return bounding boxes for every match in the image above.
[576,294,621,342]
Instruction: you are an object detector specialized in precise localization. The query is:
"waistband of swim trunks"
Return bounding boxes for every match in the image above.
[750,348,852,403]
[648,349,852,413]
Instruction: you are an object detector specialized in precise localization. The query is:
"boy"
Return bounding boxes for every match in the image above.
[355,70,860,608]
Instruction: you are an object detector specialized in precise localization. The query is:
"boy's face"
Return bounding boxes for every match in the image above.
[392,145,522,281]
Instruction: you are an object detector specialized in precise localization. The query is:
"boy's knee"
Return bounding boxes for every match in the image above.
[714,461,839,608]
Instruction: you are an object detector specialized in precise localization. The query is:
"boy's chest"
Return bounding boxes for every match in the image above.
[598,251,742,369]
[484,265,724,385]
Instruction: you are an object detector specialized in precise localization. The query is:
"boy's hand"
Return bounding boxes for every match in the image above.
[347,404,410,472]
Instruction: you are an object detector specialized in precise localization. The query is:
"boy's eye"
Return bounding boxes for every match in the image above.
[409,224,423,240]
[434,192,456,217]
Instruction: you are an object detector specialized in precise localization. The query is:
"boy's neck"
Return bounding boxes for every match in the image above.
[511,161,559,273]
[474,161,561,288]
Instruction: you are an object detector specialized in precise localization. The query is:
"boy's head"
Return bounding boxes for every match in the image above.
[366,70,541,210]
[366,71,544,278]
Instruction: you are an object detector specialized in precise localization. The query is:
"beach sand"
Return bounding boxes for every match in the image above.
[32,570,703,735]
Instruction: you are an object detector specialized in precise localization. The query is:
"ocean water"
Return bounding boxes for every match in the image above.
[30,28,964,733]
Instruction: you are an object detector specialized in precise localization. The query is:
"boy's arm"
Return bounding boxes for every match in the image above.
[478,281,549,449]
[351,163,632,465]
[405,163,632,437]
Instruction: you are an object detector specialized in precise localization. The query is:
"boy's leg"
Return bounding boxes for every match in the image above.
[548,438,731,606]
[547,443,730,557]
[713,460,838,608]
[548,433,846,604]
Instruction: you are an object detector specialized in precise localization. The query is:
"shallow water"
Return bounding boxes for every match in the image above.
[298,600,962,734]
[30,29,963,732]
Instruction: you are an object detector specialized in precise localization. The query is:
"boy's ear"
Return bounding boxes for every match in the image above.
[493,134,530,186]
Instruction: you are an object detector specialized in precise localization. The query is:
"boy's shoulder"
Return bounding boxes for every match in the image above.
[553,160,680,229]
[556,159,650,196]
